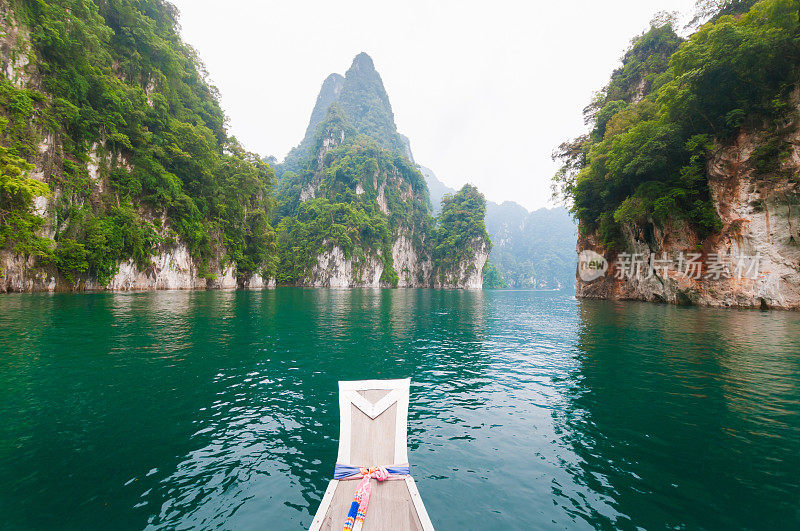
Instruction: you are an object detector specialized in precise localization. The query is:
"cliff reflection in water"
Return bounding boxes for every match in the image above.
[0,289,495,529]
[556,300,800,529]
[123,288,493,529]
[3,290,799,530]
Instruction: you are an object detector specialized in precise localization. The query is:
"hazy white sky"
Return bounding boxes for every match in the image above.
[169,0,697,211]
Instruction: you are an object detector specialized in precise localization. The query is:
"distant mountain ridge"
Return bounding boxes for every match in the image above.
[422,168,577,289]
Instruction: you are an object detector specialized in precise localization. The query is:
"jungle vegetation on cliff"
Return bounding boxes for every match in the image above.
[1,4,490,288]
[272,53,490,286]
[1,0,275,284]
[554,0,800,248]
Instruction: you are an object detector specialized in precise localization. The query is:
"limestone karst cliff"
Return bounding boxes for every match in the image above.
[556,0,800,309]
[423,166,577,289]
[0,0,277,292]
[0,2,490,292]
[273,53,491,289]
[576,117,800,309]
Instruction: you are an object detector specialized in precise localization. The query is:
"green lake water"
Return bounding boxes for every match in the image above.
[1,289,799,530]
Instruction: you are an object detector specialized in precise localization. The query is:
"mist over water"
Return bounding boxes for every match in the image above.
[1,290,798,529]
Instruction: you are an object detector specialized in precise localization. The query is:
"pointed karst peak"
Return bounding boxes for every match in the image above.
[286,50,404,162]
[344,52,386,96]
[350,52,376,72]
[302,73,344,142]
[321,73,345,91]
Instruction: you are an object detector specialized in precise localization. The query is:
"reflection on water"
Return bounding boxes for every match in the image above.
[558,301,800,529]
[0,290,798,529]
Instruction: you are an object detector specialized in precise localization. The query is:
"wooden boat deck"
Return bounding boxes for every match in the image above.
[310,379,433,530]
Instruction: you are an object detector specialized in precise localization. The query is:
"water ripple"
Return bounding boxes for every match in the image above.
[0,290,799,529]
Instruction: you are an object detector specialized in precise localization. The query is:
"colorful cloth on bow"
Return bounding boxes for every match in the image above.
[336,464,410,531]
[333,464,410,480]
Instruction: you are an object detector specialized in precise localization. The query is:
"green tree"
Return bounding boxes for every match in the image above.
[0,145,52,257]
[554,0,799,249]
[1,0,278,284]
[433,185,491,281]
[482,260,505,289]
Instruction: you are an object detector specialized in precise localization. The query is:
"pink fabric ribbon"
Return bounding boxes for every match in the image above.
[342,466,404,530]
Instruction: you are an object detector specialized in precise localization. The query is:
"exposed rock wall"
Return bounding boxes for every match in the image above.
[0,244,275,293]
[0,0,32,88]
[300,234,488,290]
[0,4,277,294]
[241,273,276,290]
[307,246,384,288]
[0,252,55,292]
[576,126,800,310]
[391,232,431,288]
[433,240,489,290]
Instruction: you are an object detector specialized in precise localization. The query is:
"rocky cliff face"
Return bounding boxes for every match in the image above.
[276,53,490,289]
[0,2,276,293]
[0,135,261,292]
[301,232,489,290]
[391,231,432,287]
[577,122,800,310]
[423,165,576,289]
[563,5,800,310]
[433,239,489,289]
[1,241,272,293]
[307,246,383,288]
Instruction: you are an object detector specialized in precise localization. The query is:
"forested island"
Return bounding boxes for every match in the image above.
[554,0,800,309]
[425,167,577,290]
[5,0,795,304]
[2,3,800,530]
[0,1,490,291]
